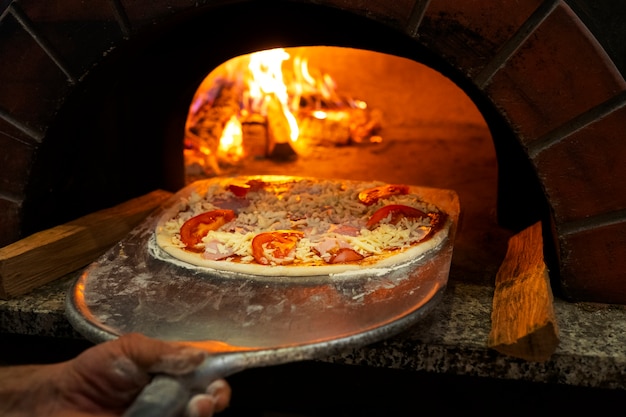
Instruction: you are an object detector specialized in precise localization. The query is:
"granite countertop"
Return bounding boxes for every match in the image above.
[1,268,625,390]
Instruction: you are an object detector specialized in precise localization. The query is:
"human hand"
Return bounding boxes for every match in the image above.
[0,333,231,417]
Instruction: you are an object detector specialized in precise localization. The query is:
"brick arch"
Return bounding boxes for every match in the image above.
[0,0,624,303]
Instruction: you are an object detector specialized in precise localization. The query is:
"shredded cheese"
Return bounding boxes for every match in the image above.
[160,177,443,265]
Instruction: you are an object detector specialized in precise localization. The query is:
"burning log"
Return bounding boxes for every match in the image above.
[297,111,351,146]
[241,113,268,159]
[349,107,383,144]
[295,93,383,146]
[487,222,560,362]
[185,79,243,176]
[183,48,385,176]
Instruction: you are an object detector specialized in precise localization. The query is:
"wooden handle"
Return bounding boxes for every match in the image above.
[0,190,173,299]
[487,221,560,362]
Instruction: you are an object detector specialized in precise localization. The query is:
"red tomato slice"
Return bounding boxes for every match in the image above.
[227,179,266,197]
[179,209,236,251]
[329,247,364,264]
[366,204,427,229]
[252,230,304,265]
[358,184,410,205]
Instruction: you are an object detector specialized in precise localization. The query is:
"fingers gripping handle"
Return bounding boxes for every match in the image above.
[124,354,244,417]
[124,375,192,417]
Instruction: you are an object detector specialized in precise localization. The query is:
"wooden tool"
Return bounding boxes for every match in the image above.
[488,221,560,362]
[0,190,172,299]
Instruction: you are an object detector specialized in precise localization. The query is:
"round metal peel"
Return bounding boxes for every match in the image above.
[65,183,459,417]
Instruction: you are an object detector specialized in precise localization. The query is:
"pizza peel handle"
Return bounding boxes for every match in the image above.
[123,375,190,417]
[123,353,247,417]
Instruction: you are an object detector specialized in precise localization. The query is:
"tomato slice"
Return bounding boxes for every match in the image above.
[252,230,304,265]
[366,204,427,229]
[227,179,266,197]
[329,247,364,264]
[358,184,410,205]
[179,209,236,251]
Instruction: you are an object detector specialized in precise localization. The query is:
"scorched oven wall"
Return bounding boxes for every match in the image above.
[1,0,625,304]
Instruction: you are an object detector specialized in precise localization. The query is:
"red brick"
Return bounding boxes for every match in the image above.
[295,0,416,27]
[0,12,69,134]
[0,198,22,248]
[486,4,626,143]
[558,222,626,304]
[0,131,36,197]
[419,0,542,77]
[19,0,124,78]
[535,105,626,224]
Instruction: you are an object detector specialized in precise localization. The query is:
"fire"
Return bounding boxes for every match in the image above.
[184,47,383,178]
[246,49,299,143]
[217,115,244,161]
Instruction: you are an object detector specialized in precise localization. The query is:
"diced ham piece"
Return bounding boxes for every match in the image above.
[330,248,364,264]
[202,240,235,260]
[313,237,340,257]
[327,224,360,236]
[312,237,357,262]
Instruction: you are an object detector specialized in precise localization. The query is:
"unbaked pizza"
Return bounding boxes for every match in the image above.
[154,175,452,276]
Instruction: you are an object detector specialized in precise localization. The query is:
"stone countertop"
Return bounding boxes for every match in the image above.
[1,269,625,390]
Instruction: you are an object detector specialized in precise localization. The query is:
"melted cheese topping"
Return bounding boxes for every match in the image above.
[157,176,445,269]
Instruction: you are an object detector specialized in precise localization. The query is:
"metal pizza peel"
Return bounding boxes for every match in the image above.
[65,182,460,417]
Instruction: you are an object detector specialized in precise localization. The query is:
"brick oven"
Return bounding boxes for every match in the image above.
[1,0,625,304]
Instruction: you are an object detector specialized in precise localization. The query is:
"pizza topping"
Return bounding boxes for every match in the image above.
[227,179,266,197]
[202,239,236,260]
[161,177,448,267]
[209,196,250,212]
[179,209,236,251]
[366,204,428,229]
[327,224,360,237]
[358,184,410,206]
[252,230,305,265]
[311,236,357,262]
[329,247,365,264]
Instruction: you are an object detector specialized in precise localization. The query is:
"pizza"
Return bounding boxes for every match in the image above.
[154,175,452,276]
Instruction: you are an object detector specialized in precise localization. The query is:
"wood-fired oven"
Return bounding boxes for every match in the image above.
[1,1,625,304]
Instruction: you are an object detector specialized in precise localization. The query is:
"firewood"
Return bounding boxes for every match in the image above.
[266,94,297,160]
[186,80,243,175]
[487,221,560,361]
[296,112,351,146]
[241,113,268,158]
[0,190,172,299]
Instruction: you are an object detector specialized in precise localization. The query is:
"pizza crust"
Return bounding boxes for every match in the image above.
[154,175,456,277]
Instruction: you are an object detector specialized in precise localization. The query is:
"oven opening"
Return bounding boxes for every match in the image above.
[184,46,489,182]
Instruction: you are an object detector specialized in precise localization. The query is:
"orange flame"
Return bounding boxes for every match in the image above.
[185,47,380,176]
[246,48,299,142]
[218,115,244,161]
